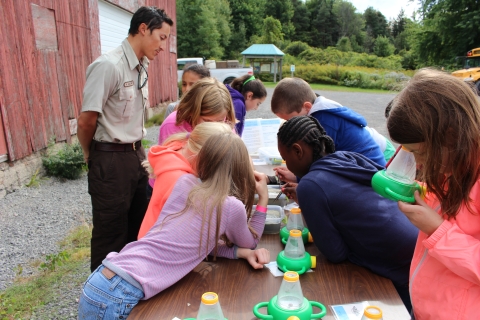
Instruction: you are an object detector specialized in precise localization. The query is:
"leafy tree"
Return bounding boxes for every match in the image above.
[333,0,365,38]
[391,9,407,38]
[336,36,353,52]
[291,0,311,43]
[284,41,311,56]
[264,0,295,39]
[413,0,480,65]
[261,16,284,44]
[373,36,395,57]
[308,0,339,48]
[363,7,389,38]
[177,0,232,59]
[227,0,265,42]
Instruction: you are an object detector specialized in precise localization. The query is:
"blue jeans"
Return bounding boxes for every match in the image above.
[78,265,144,319]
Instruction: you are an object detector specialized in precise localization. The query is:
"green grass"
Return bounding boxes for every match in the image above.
[0,224,92,319]
[263,82,395,94]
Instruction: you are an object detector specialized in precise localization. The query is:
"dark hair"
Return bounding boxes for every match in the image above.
[387,68,480,218]
[230,75,267,99]
[277,116,335,161]
[183,64,211,78]
[271,77,317,114]
[129,6,173,36]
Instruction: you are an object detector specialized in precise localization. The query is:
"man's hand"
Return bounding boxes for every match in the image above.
[282,182,298,203]
[397,191,444,236]
[77,111,99,162]
[236,247,270,269]
[273,167,297,183]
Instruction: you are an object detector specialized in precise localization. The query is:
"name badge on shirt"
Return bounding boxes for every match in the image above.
[124,80,134,87]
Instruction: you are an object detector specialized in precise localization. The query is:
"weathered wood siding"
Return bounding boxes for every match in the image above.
[0,0,177,161]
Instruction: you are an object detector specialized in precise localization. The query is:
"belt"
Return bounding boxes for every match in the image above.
[101,266,117,280]
[94,141,142,152]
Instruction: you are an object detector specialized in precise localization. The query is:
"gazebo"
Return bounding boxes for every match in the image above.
[241,44,285,83]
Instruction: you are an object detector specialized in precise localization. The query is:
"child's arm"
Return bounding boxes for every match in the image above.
[297,179,349,263]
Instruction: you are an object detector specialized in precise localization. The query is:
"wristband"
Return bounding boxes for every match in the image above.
[256,205,267,213]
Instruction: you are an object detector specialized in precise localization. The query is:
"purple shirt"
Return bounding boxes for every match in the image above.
[104,174,266,299]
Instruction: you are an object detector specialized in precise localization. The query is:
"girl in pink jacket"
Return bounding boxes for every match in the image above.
[387,68,480,320]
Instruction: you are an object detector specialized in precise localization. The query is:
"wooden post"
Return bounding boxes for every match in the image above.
[279,57,283,81]
[274,56,277,83]
[242,55,245,68]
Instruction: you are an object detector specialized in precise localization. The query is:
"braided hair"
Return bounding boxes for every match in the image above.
[277,116,335,161]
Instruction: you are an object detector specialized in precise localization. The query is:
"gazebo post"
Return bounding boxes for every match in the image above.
[274,56,277,83]
[279,57,283,80]
[242,55,245,68]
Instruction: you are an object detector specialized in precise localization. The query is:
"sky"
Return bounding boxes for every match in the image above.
[348,0,419,21]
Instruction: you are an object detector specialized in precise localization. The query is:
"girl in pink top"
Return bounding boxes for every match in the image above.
[387,69,480,320]
[139,122,232,239]
[78,132,269,319]
[158,77,236,144]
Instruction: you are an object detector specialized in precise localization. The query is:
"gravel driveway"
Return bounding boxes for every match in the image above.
[0,88,395,319]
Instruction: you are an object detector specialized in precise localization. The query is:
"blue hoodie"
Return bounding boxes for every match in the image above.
[225,84,245,136]
[308,96,386,166]
[297,151,418,289]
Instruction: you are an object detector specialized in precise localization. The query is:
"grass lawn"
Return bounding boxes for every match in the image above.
[262,82,395,94]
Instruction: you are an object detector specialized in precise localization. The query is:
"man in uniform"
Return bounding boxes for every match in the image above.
[77,6,173,272]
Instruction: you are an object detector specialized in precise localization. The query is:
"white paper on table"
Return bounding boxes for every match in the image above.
[242,118,282,154]
[264,261,314,277]
[330,301,370,320]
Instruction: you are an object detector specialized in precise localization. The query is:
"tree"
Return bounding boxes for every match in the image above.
[336,36,352,52]
[227,0,265,42]
[291,0,311,43]
[333,0,365,38]
[261,16,284,44]
[363,7,389,38]
[177,0,232,59]
[264,0,295,39]
[373,36,395,57]
[308,0,339,48]
[413,0,480,65]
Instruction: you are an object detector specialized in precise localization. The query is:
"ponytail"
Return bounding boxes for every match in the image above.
[230,74,267,99]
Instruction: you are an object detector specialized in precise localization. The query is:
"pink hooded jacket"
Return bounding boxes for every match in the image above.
[409,180,480,319]
[138,141,194,239]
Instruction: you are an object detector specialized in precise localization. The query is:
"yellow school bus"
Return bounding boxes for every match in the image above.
[452,48,480,93]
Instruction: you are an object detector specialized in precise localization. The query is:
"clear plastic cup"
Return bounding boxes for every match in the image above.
[286,208,305,231]
[276,271,304,311]
[284,230,306,259]
[196,292,225,320]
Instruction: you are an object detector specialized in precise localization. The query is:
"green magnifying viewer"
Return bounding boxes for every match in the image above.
[277,230,316,275]
[253,271,326,320]
[280,208,313,245]
[371,146,422,203]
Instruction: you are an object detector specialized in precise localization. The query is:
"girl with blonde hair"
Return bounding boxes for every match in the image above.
[139,122,232,239]
[387,68,480,319]
[78,132,269,318]
[158,77,236,144]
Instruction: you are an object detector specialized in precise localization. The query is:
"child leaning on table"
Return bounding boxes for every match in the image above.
[138,122,232,239]
[387,69,480,320]
[78,132,270,319]
[158,77,236,145]
[277,115,417,312]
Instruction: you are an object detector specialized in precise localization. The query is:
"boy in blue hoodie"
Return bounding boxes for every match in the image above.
[277,115,417,312]
[271,77,394,170]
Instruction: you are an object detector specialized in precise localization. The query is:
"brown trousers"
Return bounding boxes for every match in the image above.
[88,141,148,272]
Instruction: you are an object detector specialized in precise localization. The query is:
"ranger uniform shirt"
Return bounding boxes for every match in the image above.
[81,38,149,143]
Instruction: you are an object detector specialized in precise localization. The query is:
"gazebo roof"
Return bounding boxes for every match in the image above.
[241,44,285,57]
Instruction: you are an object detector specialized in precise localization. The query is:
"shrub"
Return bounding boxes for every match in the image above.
[42,143,85,180]
[284,41,311,56]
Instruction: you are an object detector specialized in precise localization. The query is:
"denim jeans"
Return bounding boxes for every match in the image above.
[78,265,144,319]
